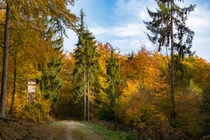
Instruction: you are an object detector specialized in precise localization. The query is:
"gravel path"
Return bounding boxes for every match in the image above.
[61,121,104,140]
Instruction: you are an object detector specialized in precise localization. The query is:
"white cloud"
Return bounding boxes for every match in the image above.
[114,0,154,18]
[186,4,210,62]
[86,0,156,53]
[187,5,210,33]
[64,0,210,62]
[112,0,210,61]
[90,23,144,38]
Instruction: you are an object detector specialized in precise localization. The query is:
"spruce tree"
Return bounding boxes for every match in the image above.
[102,47,120,120]
[40,22,64,112]
[73,9,99,121]
[40,58,63,110]
[144,0,195,127]
[86,37,99,121]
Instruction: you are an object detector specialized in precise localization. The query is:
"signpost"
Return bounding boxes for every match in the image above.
[27,80,36,101]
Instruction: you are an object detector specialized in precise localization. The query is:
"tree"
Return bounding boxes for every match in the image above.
[39,21,65,112]
[144,0,195,127]
[199,62,210,136]
[200,80,210,136]
[9,48,17,115]
[92,43,110,120]
[40,58,63,111]
[73,9,87,121]
[73,9,99,121]
[0,0,77,118]
[106,47,120,107]
[0,2,11,118]
[102,46,120,121]
[86,37,99,121]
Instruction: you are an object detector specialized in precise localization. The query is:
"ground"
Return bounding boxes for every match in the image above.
[0,119,138,140]
[51,120,138,140]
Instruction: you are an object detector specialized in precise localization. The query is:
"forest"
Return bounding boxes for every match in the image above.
[0,0,210,140]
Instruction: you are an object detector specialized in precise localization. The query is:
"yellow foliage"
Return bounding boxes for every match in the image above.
[115,80,166,127]
[0,9,5,23]
[7,87,51,123]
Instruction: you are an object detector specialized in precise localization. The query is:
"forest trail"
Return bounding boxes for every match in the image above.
[51,120,139,140]
[59,121,104,140]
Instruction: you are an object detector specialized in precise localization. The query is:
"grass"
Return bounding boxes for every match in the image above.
[0,119,139,140]
[82,122,138,140]
[70,129,86,139]
[50,120,138,140]
[49,121,68,140]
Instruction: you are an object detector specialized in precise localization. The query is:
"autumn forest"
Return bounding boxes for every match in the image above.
[0,0,210,140]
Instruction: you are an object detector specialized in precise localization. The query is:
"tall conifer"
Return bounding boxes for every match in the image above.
[144,0,195,127]
[103,47,120,120]
[73,9,99,121]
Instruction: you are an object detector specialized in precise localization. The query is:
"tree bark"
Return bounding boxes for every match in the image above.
[83,66,86,121]
[80,101,82,120]
[0,2,11,118]
[87,79,90,121]
[170,0,176,128]
[9,55,17,115]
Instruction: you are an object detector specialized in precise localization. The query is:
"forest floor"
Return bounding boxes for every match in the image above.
[0,119,138,140]
[50,120,138,140]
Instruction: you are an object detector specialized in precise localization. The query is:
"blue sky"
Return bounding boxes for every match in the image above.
[64,0,210,62]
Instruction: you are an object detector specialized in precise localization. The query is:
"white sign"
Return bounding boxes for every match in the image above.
[28,85,35,93]
[28,81,36,85]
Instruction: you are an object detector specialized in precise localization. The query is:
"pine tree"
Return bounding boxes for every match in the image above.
[144,0,195,127]
[73,9,99,121]
[40,58,63,111]
[102,46,120,120]
[86,37,99,121]
[106,47,120,107]
[39,20,65,112]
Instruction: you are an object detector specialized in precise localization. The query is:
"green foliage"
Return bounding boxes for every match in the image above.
[100,47,120,121]
[200,68,210,136]
[40,58,63,108]
[72,9,100,121]
[145,0,195,56]
[145,0,195,129]
[83,122,138,140]
[106,48,120,99]
[73,9,99,99]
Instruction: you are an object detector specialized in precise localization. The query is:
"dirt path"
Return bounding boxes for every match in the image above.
[60,121,104,140]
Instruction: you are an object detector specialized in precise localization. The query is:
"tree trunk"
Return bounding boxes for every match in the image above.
[0,2,11,118]
[69,101,72,115]
[87,79,90,121]
[80,101,82,120]
[83,66,86,121]
[9,55,17,115]
[170,0,176,128]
